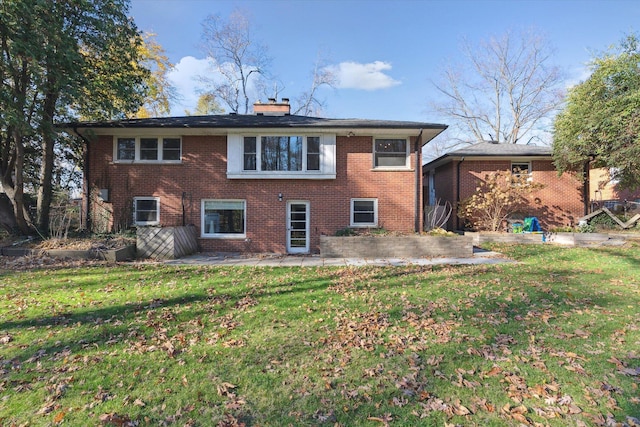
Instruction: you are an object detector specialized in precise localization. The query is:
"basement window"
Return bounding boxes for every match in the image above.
[133,197,159,226]
[350,198,378,227]
[201,199,246,238]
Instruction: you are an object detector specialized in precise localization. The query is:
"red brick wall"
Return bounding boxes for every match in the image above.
[428,159,584,230]
[88,134,419,254]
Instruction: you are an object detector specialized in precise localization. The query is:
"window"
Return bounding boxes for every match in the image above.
[511,162,531,179]
[133,197,159,226]
[351,198,378,227]
[262,136,302,171]
[229,134,335,179]
[244,137,257,170]
[202,200,246,238]
[115,137,182,162]
[140,138,158,160]
[307,136,320,171]
[374,138,408,168]
[241,135,321,172]
[117,138,135,160]
[163,138,181,161]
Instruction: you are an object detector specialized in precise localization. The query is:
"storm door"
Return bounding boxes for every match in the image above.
[286,201,309,253]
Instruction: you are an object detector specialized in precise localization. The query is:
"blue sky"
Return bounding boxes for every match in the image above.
[130,0,639,126]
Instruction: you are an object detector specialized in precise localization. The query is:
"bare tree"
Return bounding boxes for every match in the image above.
[431,29,564,147]
[292,53,336,116]
[200,10,271,114]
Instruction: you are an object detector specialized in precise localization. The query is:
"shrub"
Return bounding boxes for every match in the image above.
[589,212,619,230]
[578,223,596,233]
[458,170,544,232]
[425,227,457,236]
[335,227,357,236]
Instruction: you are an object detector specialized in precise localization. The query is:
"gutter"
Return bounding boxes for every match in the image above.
[455,157,465,230]
[414,129,423,233]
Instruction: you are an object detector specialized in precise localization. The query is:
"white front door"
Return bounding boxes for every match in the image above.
[287,201,309,253]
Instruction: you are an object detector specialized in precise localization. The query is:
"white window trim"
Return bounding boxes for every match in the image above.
[350,198,378,228]
[372,137,410,170]
[201,199,247,239]
[114,136,182,163]
[511,161,533,181]
[133,197,160,226]
[243,135,321,173]
[227,133,336,180]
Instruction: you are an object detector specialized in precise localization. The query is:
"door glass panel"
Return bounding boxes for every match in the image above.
[288,203,308,252]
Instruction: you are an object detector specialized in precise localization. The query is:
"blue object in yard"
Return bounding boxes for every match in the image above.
[523,217,541,232]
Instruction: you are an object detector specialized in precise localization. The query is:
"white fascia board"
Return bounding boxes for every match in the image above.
[73,126,437,138]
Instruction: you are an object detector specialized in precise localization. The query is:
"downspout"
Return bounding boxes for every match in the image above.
[583,159,591,216]
[414,129,423,233]
[455,157,465,231]
[74,127,92,232]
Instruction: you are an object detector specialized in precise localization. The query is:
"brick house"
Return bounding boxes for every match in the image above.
[589,168,640,212]
[422,141,587,231]
[71,99,447,254]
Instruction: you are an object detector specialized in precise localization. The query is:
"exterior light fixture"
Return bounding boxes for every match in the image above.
[278,193,283,201]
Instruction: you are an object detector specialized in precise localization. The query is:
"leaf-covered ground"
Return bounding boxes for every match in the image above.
[1,244,639,426]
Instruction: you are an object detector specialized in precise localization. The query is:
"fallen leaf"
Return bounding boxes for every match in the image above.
[453,402,472,416]
[53,411,65,423]
[484,366,502,377]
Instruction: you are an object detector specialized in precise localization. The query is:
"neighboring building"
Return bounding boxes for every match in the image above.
[70,99,447,254]
[589,168,640,212]
[422,141,586,231]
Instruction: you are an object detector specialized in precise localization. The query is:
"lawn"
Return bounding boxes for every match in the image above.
[1,244,639,426]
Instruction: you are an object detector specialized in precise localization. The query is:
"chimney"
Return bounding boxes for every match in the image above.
[253,98,291,116]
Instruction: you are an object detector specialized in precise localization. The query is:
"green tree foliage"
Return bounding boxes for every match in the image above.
[0,0,148,234]
[185,92,225,116]
[553,34,640,190]
[458,170,544,231]
[131,33,178,118]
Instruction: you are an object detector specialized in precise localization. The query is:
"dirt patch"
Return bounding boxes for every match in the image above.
[0,235,137,271]
[0,235,135,251]
[0,255,112,272]
[33,236,135,251]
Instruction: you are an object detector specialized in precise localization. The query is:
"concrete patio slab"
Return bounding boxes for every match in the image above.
[163,252,516,267]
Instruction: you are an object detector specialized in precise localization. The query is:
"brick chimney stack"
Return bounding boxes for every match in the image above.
[253,98,291,116]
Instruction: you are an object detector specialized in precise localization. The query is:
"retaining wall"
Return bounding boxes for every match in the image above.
[465,232,630,246]
[320,235,473,258]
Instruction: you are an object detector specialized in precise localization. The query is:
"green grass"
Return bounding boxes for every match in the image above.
[1,244,639,426]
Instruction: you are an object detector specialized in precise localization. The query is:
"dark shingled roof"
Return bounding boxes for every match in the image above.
[66,114,447,130]
[446,141,552,157]
[423,141,552,171]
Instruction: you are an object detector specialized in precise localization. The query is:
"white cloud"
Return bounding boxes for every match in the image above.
[167,56,213,115]
[327,61,401,91]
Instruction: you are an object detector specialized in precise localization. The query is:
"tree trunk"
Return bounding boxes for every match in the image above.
[36,88,58,234]
[5,130,33,235]
[0,193,18,233]
[36,132,54,234]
